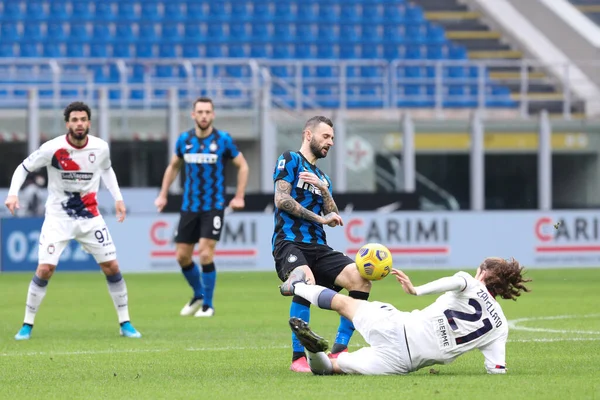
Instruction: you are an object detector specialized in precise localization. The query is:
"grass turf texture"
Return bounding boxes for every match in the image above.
[0,269,599,399]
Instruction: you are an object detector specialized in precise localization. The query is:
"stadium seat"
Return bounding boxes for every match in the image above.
[49,1,70,20]
[113,43,132,58]
[340,4,360,22]
[184,22,202,41]
[20,43,40,57]
[116,22,135,41]
[141,2,160,21]
[207,22,225,40]
[47,22,67,41]
[383,3,405,23]
[136,43,154,58]
[274,2,293,21]
[362,4,383,22]
[231,2,249,21]
[25,1,46,20]
[95,2,115,20]
[117,2,137,20]
[251,23,269,40]
[92,24,112,42]
[162,22,182,42]
[158,43,177,58]
[69,22,90,42]
[72,1,93,20]
[1,2,23,21]
[296,3,316,21]
[90,43,108,58]
[66,43,85,57]
[250,43,268,58]
[182,43,200,58]
[253,2,273,21]
[164,2,185,21]
[0,22,19,41]
[274,23,293,42]
[0,43,14,57]
[23,23,43,41]
[185,1,206,20]
[43,43,62,58]
[318,4,338,22]
[139,22,158,42]
[209,2,227,19]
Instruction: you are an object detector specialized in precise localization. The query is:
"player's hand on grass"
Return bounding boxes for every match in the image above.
[228,195,245,211]
[391,269,417,295]
[154,194,167,212]
[299,172,328,191]
[322,212,343,227]
[4,195,19,216]
[115,200,126,223]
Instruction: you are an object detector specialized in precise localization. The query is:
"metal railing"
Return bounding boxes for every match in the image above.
[0,57,589,118]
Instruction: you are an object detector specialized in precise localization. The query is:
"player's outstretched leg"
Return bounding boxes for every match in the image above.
[289,318,333,375]
[289,318,329,353]
[15,273,49,340]
[279,267,307,296]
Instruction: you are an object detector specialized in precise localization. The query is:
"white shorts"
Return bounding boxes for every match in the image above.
[337,301,413,375]
[38,216,117,265]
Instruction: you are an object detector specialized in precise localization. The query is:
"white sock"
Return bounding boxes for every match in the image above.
[306,350,333,375]
[107,274,130,323]
[294,283,336,309]
[24,277,48,325]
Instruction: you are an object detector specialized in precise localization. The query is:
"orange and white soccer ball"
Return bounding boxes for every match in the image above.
[355,243,393,281]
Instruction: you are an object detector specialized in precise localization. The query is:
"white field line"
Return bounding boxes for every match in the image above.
[2,314,598,358]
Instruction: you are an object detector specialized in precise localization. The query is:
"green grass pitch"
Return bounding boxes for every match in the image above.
[0,268,599,399]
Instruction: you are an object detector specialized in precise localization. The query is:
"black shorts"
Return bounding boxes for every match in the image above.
[175,210,225,243]
[273,241,354,290]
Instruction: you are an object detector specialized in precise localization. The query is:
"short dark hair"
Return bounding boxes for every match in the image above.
[304,116,333,132]
[64,101,91,122]
[193,97,214,110]
[480,257,532,301]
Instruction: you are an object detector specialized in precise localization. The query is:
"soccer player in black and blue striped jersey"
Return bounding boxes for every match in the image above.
[272,116,372,373]
[155,97,249,318]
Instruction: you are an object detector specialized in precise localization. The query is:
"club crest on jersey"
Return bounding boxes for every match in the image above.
[209,142,218,152]
[88,152,96,163]
[47,244,55,254]
[287,254,298,263]
[277,159,285,170]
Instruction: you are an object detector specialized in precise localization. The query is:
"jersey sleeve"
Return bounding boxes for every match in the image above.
[414,273,467,296]
[273,151,298,184]
[22,142,53,172]
[175,134,185,158]
[224,134,240,159]
[480,334,508,374]
[99,143,112,170]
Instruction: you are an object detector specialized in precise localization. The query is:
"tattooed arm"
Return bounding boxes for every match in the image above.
[274,180,324,224]
[320,189,339,215]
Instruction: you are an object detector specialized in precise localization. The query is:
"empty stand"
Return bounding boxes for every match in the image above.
[0,0,532,110]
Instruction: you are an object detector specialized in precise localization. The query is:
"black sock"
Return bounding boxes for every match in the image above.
[331,343,347,354]
[292,351,306,361]
[119,321,130,327]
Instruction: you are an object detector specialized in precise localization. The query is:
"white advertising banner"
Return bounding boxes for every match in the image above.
[95,210,600,273]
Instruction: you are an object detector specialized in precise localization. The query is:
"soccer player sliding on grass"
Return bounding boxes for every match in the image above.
[280,257,531,375]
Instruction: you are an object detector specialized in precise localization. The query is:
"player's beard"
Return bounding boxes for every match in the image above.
[310,138,329,159]
[196,119,212,132]
[68,127,89,142]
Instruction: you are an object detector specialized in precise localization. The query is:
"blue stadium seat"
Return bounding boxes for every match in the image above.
[318,4,338,22]
[209,2,227,19]
[272,44,291,59]
[158,43,177,58]
[274,2,293,21]
[449,44,467,59]
[20,43,40,57]
[297,3,316,21]
[250,43,268,58]
[405,4,424,21]
[295,23,316,41]
[72,1,93,20]
[230,22,249,41]
[405,23,425,43]
[164,2,185,21]
[113,43,131,58]
[318,25,337,42]
[0,22,19,41]
[69,22,90,42]
[182,43,200,58]
[185,2,206,21]
[426,44,444,59]
[156,64,174,78]
[139,22,158,42]
[294,43,313,58]
[141,2,160,21]
[0,43,14,57]
[253,2,273,21]
[361,24,381,42]
[274,23,293,42]
[93,24,112,42]
[66,43,85,57]
[362,4,383,22]
[117,2,137,20]
[206,44,222,57]
[251,23,269,40]
[184,22,203,41]
[162,22,182,42]
[340,24,359,42]
[47,22,67,41]
[95,2,115,20]
[136,43,154,58]
[207,22,225,40]
[384,44,400,60]
[340,4,360,22]
[384,3,405,23]
[90,43,108,58]
[25,1,46,20]
[49,1,69,20]
[340,43,358,59]
[23,23,42,41]
[43,43,62,57]
[1,2,23,22]
[116,22,135,41]
[231,2,249,20]
[427,24,446,43]
[405,44,422,59]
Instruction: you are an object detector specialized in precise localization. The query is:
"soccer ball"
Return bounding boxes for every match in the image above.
[355,243,393,281]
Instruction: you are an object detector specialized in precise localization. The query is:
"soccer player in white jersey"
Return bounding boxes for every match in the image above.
[279,257,531,375]
[4,101,142,340]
